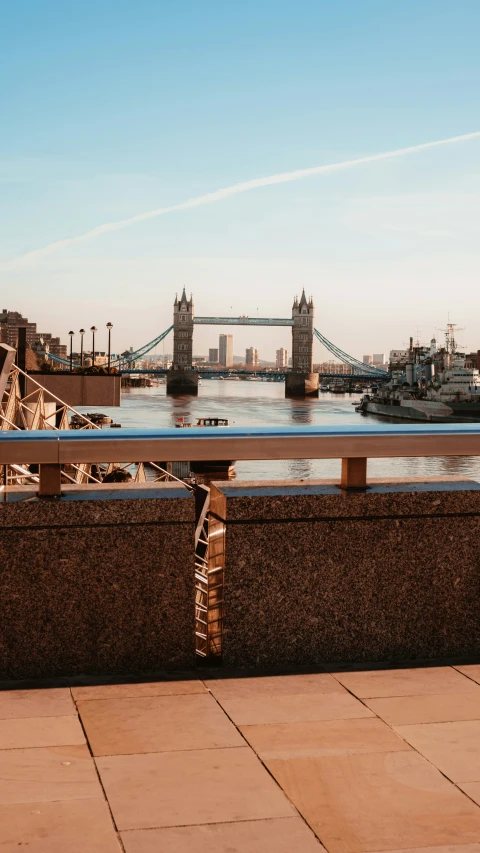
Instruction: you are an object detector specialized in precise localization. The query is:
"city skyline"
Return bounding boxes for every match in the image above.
[1,1,480,359]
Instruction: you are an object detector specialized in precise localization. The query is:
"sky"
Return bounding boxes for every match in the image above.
[1,0,480,361]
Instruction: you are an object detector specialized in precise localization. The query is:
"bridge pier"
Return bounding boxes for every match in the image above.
[285,371,319,397]
[166,369,198,396]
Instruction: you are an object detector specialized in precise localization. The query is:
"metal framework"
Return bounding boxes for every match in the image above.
[44,322,387,377]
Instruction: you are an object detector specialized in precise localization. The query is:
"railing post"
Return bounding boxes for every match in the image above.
[38,464,62,498]
[341,457,367,490]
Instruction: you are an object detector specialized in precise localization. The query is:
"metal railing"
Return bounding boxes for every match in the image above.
[1,423,480,492]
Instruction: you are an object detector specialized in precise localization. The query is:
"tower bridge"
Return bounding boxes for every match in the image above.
[43,288,388,395]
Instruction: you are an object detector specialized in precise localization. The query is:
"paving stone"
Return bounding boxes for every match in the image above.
[458,783,480,808]
[332,666,476,699]
[0,745,102,804]
[395,720,480,784]
[0,688,75,719]
[71,679,206,701]
[216,690,373,726]
[240,717,410,759]
[455,665,480,686]
[205,672,345,699]
[121,817,325,852]
[97,746,295,830]
[78,693,244,756]
[266,751,480,853]
[366,689,480,725]
[0,714,85,750]
[0,798,121,851]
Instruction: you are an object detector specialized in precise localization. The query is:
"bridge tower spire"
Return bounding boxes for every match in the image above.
[285,289,319,397]
[167,289,198,395]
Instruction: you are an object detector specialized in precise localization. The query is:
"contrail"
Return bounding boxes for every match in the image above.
[10,130,480,265]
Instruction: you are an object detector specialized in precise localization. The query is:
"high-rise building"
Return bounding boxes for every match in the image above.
[0,309,67,358]
[246,347,259,366]
[363,355,373,365]
[373,353,385,365]
[208,348,219,363]
[219,334,233,367]
[276,347,288,368]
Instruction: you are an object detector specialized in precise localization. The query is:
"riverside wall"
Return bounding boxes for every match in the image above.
[209,479,480,668]
[0,483,195,679]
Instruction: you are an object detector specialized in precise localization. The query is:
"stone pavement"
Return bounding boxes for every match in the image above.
[2,665,480,851]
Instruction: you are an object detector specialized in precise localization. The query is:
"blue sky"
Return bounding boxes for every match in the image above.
[1,0,480,359]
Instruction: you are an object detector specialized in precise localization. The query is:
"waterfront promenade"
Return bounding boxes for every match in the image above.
[2,664,480,850]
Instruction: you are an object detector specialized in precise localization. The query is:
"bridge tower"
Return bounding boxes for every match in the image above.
[285,289,319,397]
[166,288,199,395]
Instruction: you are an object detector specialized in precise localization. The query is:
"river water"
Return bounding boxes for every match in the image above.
[78,379,480,482]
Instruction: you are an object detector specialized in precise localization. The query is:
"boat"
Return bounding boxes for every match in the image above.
[320,383,329,392]
[330,383,345,394]
[175,417,235,475]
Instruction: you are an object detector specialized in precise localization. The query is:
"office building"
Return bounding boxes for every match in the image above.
[363,355,373,365]
[276,348,288,368]
[246,347,259,366]
[208,348,219,363]
[219,334,233,367]
[373,353,385,365]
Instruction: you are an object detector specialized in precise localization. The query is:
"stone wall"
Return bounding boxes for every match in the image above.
[0,483,195,679]
[26,373,121,406]
[209,479,480,668]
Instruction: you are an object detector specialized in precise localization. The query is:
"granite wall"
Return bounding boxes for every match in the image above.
[209,479,480,668]
[0,483,195,679]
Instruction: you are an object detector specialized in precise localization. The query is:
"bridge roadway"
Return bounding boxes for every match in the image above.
[193,316,293,325]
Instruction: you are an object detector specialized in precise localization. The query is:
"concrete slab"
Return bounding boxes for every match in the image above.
[204,672,344,699]
[71,679,205,701]
[0,714,85,750]
[396,720,480,784]
[332,666,476,698]
[455,665,480,685]
[459,783,480,807]
[121,817,325,852]
[266,751,480,853]
[215,690,374,726]
[240,717,411,760]
[0,687,75,719]
[366,689,480,725]
[0,745,102,804]
[0,798,121,852]
[97,746,295,831]
[78,694,244,756]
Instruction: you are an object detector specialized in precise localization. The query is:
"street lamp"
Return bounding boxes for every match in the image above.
[90,326,97,367]
[79,329,85,367]
[106,322,113,371]
[68,331,74,372]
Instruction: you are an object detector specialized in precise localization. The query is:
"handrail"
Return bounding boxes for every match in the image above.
[1,424,480,467]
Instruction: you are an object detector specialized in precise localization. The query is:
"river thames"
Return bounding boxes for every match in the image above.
[79,380,480,481]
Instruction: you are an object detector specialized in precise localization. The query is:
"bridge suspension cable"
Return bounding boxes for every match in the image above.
[110,325,174,367]
[314,328,386,376]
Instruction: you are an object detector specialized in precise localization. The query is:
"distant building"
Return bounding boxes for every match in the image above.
[193,355,206,365]
[372,353,385,365]
[0,309,67,358]
[246,346,259,366]
[276,348,288,368]
[362,355,373,365]
[219,334,233,367]
[208,348,219,363]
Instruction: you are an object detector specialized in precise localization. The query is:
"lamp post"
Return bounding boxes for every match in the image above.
[68,331,74,372]
[90,326,97,367]
[106,322,113,371]
[79,329,85,367]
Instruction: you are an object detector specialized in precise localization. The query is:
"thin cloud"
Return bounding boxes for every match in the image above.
[8,130,480,267]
